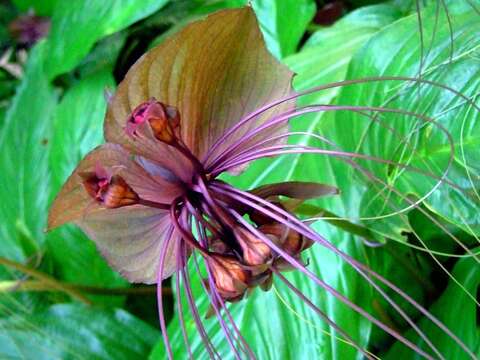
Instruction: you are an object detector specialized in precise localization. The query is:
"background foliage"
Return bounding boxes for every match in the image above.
[0,0,478,359]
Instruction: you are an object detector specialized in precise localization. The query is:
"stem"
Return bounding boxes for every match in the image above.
[0,280,170,296]
[0,256,92,305]
[170,200,210,256]
[138,198,170,210]
[371,299,401,334]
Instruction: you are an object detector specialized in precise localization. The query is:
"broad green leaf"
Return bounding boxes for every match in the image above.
[327,0,480,236]
[0,304,160,359]
[11,0,58,16]
[385,249,480,359]
[0,45,57,319]
[252,0,316,59]
[44,0,169,79]
[76,32,127,78]
[49,71,112,194]
[0,43,57,261]
[363,237,436,346]
[286,3,402,107]
[221,2,403,184]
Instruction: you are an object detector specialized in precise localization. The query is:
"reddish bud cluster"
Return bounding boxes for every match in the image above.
[126,99,180,144]
[235,227,272,266]
[205,206,312,304]
[81,171,139,208]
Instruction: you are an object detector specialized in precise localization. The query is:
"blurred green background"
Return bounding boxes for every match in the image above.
[0,0,479,359]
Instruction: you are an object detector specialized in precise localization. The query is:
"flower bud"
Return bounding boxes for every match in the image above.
[126,99,180,144]
[81,172,139,208]
[208,254,249,302]
[209,237,230,255]
[148,115,176,144]
[235,227,272,266]
[259,223,311,256]
[9,14,50,47]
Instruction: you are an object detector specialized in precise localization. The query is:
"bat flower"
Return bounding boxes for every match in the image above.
[48,6,475,360]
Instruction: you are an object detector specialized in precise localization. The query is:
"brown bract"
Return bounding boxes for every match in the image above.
[48,144,184,283]
[47,7,294,284]
[104,7,293,166]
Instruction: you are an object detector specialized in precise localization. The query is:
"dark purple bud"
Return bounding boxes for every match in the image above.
[313,1,345,26]
[9,14,50,47]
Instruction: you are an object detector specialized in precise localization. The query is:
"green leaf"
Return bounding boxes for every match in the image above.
[252,0,316,59]
[11,0,59,16]
[0,304,159,360]
[44,0,169,79]
[385,249,480,359]
[77,32,127,78]
[49,71,112,193]
[364,239,436,346]
[286,3,402,107]
[327,0,480,236]
[0,43,57,261]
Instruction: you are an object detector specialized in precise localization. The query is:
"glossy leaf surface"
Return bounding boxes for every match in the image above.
[252,0,316,59]
[44,0,169,78]
[0,304,159,360]
[386,250,480,359]
[0,44,56,261]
